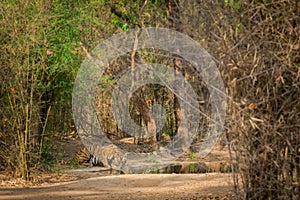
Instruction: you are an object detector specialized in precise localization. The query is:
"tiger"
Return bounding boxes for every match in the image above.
[76,147,92,165]
[76,144,127,172]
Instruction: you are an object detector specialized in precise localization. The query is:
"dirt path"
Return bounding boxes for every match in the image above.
[0,173,234,200]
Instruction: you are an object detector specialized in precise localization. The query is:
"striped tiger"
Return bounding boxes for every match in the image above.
[76,147,93,165]
[76,144,126,171]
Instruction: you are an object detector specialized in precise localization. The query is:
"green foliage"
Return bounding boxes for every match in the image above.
[112,15,130,32]
[44,1,83,101]
[225,0,240,9]
[145,167,159,173]
[41,139,57,164]
[109,0,167,30]
[189,152,195,160]
[189,164,195,173]
[0,0,115,177]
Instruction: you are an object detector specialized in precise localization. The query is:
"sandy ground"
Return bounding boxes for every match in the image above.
[0,173,234,200]
[0,135,235,199]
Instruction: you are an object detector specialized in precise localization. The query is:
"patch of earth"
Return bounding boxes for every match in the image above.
[0,133,236,199]
[0,173,235,200]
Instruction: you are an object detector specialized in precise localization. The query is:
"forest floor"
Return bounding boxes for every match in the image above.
[0,173,235,200]
[0,132,237,199]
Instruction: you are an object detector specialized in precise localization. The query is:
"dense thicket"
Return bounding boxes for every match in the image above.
[0,0,299,199]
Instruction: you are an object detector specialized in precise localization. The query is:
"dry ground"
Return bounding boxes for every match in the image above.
[0,133,235,199]
[0,173,234,200]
